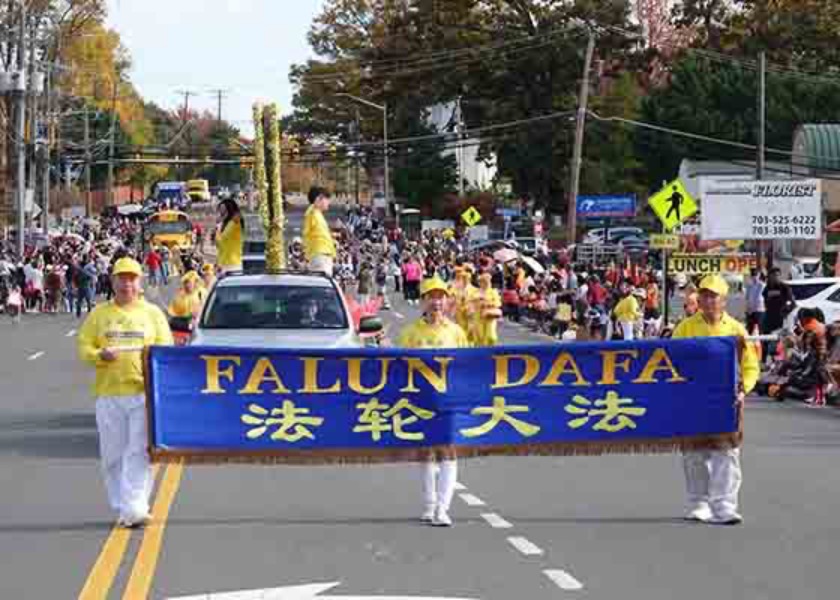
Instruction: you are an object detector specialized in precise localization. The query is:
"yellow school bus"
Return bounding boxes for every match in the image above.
[145,210,194,252]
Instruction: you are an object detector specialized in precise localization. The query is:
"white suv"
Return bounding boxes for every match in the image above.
[190,272,380,348]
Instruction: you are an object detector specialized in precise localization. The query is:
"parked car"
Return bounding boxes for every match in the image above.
[583,227,645,245]
[783,278,840,330]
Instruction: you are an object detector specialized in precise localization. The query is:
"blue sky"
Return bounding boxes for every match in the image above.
[105,0,324,136]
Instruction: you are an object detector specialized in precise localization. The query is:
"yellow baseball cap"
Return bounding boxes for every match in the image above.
[420,276,451,297]
[112,257,143,277]
[201,263,215,273]
[182,270,200,284]
[698,274,729,297]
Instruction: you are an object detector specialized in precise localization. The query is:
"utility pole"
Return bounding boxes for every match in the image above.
[176,90,194,120]
[14,1,27,260]
[41,67,51,235]
[177,90,195,180]
[210,89,227,121]
[384,101,391,227]
[756,51,770,268]
[84,105,92,217]
[566,29,596,245]
[457,97,465,197]
[26,26,37,231]
[107,80,118,207]
[354,108,360,206]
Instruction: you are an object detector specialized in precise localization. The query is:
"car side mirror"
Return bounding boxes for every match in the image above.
[358,316,384,336]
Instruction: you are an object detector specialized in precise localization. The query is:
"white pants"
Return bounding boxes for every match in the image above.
[423,460,457,511]
[682,449,742,517]
[619,321,635,340]
[309,255,334,277]
[95,395,153,518]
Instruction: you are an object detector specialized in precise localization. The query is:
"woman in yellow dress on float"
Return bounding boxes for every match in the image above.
[470,272,502,346]
[449,265,477,335]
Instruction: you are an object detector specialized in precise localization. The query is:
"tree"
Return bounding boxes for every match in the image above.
[582,72,648,199]
[287,0,642,215]
[730,0,840,69]
[391,110,458,212]
[638,54,840,186]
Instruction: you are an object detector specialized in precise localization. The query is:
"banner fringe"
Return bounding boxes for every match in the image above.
[150,432,742,466]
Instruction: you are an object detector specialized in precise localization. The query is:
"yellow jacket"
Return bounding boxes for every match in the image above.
[78,299,173,397]
[302,205,336,260]
[168,289,203,318]
[613,295,641,322]
[216,217,243,268]
[672,312,759,394]
[397,317,469,349]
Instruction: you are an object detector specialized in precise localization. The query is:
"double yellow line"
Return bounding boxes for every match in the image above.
[78,462,185,600]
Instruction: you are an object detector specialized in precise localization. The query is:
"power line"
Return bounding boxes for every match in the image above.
[299,30,571,83]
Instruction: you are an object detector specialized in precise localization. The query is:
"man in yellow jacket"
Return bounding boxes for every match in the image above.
[673,274,759,525]
[78,258,173,527]
[302,186,336,276]
[397,276,469,527]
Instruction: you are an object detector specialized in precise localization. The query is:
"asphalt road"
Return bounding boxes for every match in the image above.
[1,254,838,599]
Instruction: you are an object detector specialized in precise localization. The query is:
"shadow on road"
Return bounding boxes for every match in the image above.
[0,520,114,534]
[0,411,99,459]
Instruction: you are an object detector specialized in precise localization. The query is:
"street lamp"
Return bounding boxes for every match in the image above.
[335,93,391,225]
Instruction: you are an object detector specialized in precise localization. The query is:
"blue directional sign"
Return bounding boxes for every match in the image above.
[576,194,637,219]
[495,208,521,218]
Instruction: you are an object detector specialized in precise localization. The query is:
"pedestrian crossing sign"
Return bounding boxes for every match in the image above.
[648,179,697,231]
[461,206,482,227]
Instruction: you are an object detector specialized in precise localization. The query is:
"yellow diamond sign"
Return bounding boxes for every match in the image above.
[461,206,482,227]
[648,179,698,231]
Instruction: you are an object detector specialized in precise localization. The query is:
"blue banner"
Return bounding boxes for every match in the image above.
[577,194,637,219]
[145,339,741,463]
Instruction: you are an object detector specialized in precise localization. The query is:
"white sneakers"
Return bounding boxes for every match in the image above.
[685,503,742,525]
[119,510,152,528]
[420,504,453,527]
[684,503,713,523]
[710,511,743,526]
[432,508,453,527]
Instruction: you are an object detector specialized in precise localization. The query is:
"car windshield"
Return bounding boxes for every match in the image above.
[789,282,834,301]
[203,284,348,330]
[148,221,191,235]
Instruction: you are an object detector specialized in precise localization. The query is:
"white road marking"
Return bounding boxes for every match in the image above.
[506,536,544,556]
[27,351,45,361]
[543,569,584,591]
[453,481,467,491]
[395,312,405,319]
[65,329,77,337]
[167,580,480,599]
[458,493,486,507]
[481,513,513,529]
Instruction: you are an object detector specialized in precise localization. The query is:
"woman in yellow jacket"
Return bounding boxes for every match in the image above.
[215,199,242,273]
[449,265,476,334]
[168,271,203,345]
[470,272,502,346]
[612,282,641,340]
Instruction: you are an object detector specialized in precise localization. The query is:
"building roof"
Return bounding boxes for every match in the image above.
[793,124,840,174]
